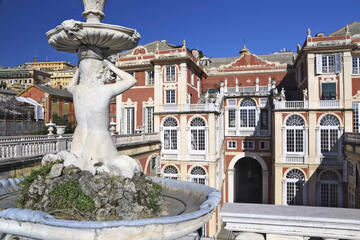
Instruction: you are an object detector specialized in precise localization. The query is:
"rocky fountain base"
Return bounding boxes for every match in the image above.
[0,158,220,240]
[17,161,168,222]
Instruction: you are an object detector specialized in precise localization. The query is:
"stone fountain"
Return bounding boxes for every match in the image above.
[0,1,220,239]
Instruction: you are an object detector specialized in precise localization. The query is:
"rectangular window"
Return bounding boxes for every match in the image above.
[228,99,236,106]
[260,109,268,129]
[354,102,360,132]
[242,140,254,150]
[146,107,154,133]
[353,57,360,75]
[321,82,336,100]
[125,107,134,134]
[52,99,58,103]
[259,141,270,150]
[165,90,176,104]
[164,129,177,150]
[322,55,335,74]
[227,140,237,150]
[228,109,236,128]
[147,70,154,85]
[166,66,176,82]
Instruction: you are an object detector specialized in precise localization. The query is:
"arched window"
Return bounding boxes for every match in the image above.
[285,169,305,205]
[163,117,178,150]
[239,98,256,128]
[285,115,305,154]
[319,114,340,154]
[190,117,206,152]
[190,166,207,185]
[163,165,178,180]
[319,170,341,207]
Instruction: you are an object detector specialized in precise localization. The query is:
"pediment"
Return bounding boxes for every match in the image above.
[221,53,276,69]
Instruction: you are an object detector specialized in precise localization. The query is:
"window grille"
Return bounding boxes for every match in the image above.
[285,115,305,153]
[353,57,360,75]
[319,170,339,207]
[319,114,340,154]
[239,98,256,128]
[165,90,176,104]
[163,117,178,150]
[146,107,154,133]
[125,107,134,134]
[190,117,206,152]
[242,140,254,150]
[147,70,154,85]
[227,140,237,149]
[228,109,236,128]
[163,165,178,180]
[190,166,207,185]
[322,55,335,74]
[166,66,176,82]
[353,102,359,132]
[285,169,305,205]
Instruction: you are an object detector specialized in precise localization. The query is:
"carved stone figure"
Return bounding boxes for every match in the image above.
[303,88,308,100]
[64,46,140,177]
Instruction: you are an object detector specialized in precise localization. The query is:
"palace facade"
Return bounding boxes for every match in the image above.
[112,22,360,238]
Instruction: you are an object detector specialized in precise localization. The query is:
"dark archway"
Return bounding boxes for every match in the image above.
[234,157,263,203]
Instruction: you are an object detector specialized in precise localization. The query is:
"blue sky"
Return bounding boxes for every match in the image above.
[0,0,359,67]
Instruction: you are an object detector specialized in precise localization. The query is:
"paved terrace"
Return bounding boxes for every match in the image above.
[221,203,360,240]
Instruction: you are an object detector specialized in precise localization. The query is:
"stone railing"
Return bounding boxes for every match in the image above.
[0,136,71,161]
[221,203,360,240]
[0,133,160,162]
[274,100,340,110]
[114,132,160,146]
[226,86,270,96]
[161,103,220,113]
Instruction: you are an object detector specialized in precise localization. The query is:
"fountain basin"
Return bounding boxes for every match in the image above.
[0,178,220,240]
[46,21,140,56]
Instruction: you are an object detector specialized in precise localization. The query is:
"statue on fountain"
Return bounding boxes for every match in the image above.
[62,45,141,178]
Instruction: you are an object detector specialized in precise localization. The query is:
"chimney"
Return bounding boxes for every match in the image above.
[33,57,38,62]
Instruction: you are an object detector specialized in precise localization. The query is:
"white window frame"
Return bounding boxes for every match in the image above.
[259,141,270,150]
[163,165,179,180]
[316,53,342,74]
[189,117,207,154]
[242,140,254,150]
[125,107,135,134]
[145,107,154,133]
[165,89,176,104]
[284,169,306,206]
[189,166,207,185]
[318,170,342,207]
[353,57,360,75]
[162,117,178,153]
[227,108,237,129]
[165,66,176,82]
[239,98,257,130]
[227,140,237,150]
[318,114,341,156]
[285,115,305,155]
[146,70,155,85]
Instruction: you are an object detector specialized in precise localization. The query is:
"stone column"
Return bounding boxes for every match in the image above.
[178,63,188,110]
[307,53,319,108]
[227,169,234,203]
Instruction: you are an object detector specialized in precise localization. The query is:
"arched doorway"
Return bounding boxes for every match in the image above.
[234,157,263,203]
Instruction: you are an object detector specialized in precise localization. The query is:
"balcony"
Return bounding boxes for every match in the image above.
[274,100,340,110]
[161,103,220,113]
[226,86,270,97]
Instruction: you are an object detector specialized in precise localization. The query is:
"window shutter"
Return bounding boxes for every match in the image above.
[156,156,161,174]
[335,53,342,73]
[316,54,323,74]
[120,107,125,134]
[142,106,146,132]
